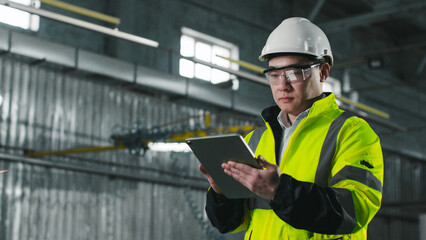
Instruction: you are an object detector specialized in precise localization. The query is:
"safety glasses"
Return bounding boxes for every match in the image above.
[263,63,321,85]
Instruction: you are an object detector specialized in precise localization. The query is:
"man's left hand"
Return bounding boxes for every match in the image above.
[222,155,281,200]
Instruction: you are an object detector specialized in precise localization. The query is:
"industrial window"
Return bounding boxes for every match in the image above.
[179,27,239,90]
[0,0,40,31]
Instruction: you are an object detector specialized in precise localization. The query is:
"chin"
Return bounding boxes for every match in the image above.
[278,105,293,113]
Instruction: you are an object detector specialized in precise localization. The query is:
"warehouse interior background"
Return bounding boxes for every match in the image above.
[0,0,425,239]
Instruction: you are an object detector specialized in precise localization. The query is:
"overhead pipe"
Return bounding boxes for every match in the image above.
[334,96,389,119]
[0,152,210,190]
[180,55,267,85]
[39,0,121,26]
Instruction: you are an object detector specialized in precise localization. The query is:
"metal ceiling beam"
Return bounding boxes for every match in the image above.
[319,0,426,33]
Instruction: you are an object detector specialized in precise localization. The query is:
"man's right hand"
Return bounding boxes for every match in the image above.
[199,164,223,195]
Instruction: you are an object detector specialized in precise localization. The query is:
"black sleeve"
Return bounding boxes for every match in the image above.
[205,189,245,233]
[269,174,347,234]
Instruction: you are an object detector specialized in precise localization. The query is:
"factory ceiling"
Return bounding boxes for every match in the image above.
[0,0,425,158]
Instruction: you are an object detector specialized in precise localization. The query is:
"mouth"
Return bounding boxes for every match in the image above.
[279,97,293,103]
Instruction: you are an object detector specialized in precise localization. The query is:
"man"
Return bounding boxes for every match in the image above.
[199,17,383,239]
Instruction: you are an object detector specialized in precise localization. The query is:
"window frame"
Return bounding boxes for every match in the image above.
[179,27,239,89]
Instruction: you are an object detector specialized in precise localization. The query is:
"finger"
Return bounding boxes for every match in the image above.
[257,155,271,169]
[199,165,223,194]
[199,165,213,179]
[222,163,243,181]
[199,164,209,175]
[223,161,262,186]
[226,161,255,174]
[199,164,215,182]
[224,167,252,190]
[223,163,259,190]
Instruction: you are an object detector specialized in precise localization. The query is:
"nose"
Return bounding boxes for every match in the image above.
[277,77,292,91]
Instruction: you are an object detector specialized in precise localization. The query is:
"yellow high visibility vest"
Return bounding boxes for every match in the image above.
[236,93,383,240]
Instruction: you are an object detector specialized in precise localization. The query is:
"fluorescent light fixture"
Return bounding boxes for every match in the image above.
[0,0,159,48]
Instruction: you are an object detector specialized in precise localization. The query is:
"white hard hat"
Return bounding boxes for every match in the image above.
[259,17,333,66]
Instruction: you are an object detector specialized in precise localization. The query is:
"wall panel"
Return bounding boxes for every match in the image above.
[0,55,236,240]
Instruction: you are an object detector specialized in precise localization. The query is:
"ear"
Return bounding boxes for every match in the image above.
[319,63,330,82]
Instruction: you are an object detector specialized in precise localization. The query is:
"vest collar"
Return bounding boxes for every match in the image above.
[261,92,338,123]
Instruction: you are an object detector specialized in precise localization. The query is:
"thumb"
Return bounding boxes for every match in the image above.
[257,155,272,169]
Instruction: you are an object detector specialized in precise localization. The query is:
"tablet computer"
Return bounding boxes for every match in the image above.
[186,133,261,199]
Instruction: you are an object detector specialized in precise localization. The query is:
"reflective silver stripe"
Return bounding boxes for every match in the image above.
[248,196,270,210]
[333,188,356,234]
[247,127,269,211]
[247,126,266,153]
[329,165,383,192]
[315,112,353,186]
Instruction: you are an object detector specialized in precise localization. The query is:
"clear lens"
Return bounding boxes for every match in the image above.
[265,63,320,85]
[266,68,307,85]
